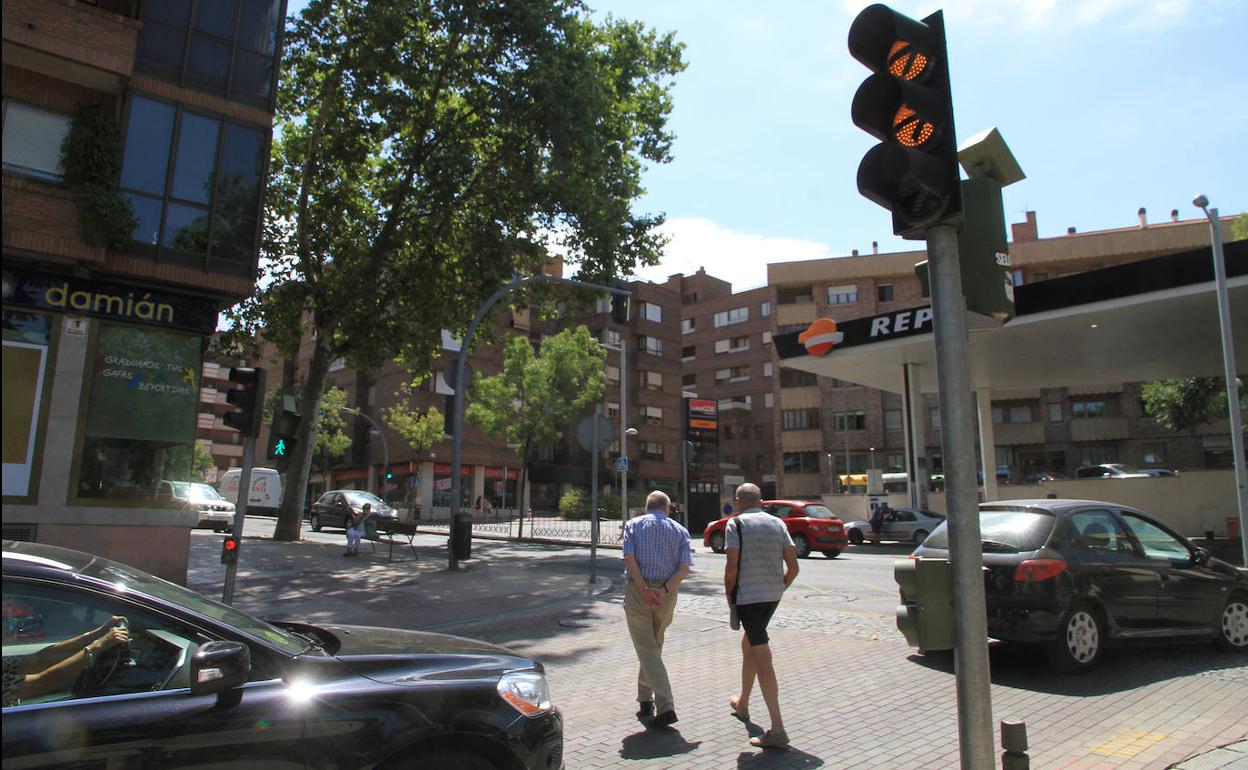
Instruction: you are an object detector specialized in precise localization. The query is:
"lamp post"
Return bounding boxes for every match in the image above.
[1193,196,1247,565]
[342,406,389,493]
[826,451,835,495]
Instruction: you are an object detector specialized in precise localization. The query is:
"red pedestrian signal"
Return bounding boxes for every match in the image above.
[221,535,240,565]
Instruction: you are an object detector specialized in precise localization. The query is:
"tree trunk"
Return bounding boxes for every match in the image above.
[274,336,333,541]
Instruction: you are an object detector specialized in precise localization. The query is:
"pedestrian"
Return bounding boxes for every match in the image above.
[725,482,799,750]
[344,502,372,557]
[474,496,483,517]
[869,503,886,545]
[621,490,692,729]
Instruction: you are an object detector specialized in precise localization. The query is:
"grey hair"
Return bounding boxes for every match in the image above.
[735,483,762,506]
[646,490,671,510]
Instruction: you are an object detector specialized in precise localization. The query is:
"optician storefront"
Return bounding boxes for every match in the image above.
[2,266,219,582]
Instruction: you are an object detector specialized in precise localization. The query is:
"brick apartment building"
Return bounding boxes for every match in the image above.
[768,209,1242,502]
[3,0,285,581]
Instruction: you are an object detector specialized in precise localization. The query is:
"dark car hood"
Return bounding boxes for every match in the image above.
[319,624,517,658]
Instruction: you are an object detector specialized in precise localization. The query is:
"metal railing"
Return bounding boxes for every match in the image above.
[403,506,626,547]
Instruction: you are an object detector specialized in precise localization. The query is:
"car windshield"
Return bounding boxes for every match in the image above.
[800,504,838,520]
[166,481,191,500]
[74,554,311,655]
[344,491,384,507]
[923,508,1055,552]
[187,483,225,502]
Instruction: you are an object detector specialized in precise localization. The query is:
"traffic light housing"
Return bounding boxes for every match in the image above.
[266,408,301,469]
[223,367,266,437]
[220,535,240,564]
[849,4,961,238]
[894,557,954,652]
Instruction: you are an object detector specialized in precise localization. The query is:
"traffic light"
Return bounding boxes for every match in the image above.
[266,408,300,469]
[220,535,240,564]
[223,367,266,437]
[848,4,961,238]
[894,557,954,652]
[609,279,630,324]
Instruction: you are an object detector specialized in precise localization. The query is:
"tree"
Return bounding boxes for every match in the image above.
[225,1,685,540]
[264,384,353,498]
[1231,213,1248,241]
[466,326,606,532]
[384,379,447,454]
[1141,377,1244,432]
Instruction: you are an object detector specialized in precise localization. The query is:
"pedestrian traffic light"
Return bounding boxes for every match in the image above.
[848,4,961,238]
[221,535,240,565]
[385,469,394,480]
[223,367,266,437]
[609,279,631,324]
[266,408,300,469]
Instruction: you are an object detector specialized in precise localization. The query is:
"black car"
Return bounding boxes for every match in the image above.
[310,489,399,532]
[2,541,563,769]
[911,499,1248,671]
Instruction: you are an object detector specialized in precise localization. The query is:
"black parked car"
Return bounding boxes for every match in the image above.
[2,541,562,769]
[912,499,1248,671]
[310,489,399,532]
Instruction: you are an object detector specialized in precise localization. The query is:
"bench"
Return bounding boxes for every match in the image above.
[370,519,419,562]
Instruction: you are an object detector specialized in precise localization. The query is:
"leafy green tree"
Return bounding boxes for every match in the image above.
[383,379,447,454]
[1231,213,1248,241]
[1141,377,1244,432]
[191,443,215,483]
[466,326,606,531]
[225,1,683,540]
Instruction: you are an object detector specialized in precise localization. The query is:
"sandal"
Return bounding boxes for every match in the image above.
[730,697,749,721]
[750,729,789,749]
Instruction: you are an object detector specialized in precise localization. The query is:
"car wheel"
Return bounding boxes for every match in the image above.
[912,529,929,545]
[709,531,726,553]
[1215,592,1248,653]
[848,529,865,545]
[310,513,322,532]
[792,534,811,559]
[822,549,842,559]
[1049,601,1104,672]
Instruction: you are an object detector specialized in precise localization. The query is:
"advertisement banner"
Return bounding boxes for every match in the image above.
[85,325,200,443]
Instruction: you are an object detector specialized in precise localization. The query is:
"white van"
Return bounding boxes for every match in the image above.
[217,467,282,516]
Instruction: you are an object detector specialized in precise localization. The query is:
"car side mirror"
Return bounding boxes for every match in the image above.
[190,640,250,696]
[1191,547,1210,567]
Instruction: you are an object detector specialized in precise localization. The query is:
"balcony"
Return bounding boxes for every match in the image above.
[1070,416,1130,442]
[3,0,139,94]
[776,303,816,328]
[992,422,1046,446]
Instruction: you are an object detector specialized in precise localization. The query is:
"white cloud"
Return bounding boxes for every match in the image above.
[631,217,839,292]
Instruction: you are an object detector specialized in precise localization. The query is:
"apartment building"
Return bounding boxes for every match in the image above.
[768,209,1240,501]
[2,0,285,580]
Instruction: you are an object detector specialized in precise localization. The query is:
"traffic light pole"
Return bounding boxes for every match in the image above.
[222,435,256,605]
[926,224,995,769]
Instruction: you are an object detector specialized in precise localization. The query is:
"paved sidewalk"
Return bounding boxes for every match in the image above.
[189,530,1248,769]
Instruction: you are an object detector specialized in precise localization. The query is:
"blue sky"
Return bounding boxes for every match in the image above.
[584,0,1248,290]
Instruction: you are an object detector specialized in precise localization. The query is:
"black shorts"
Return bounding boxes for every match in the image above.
[736,601,780,646]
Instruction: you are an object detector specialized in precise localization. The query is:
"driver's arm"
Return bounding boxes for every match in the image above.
[18,616,126,673]
[13,623,129,700]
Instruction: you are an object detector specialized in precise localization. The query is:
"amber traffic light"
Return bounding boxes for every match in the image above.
[848,4,961,238]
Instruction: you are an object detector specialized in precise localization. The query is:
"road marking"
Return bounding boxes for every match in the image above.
[1089,729,1166,758]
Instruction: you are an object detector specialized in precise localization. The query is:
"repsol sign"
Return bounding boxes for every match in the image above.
[776,306,935,360]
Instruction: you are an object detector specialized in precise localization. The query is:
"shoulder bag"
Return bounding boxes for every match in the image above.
[728,516,746,630]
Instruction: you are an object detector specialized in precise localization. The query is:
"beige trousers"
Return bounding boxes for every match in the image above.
[624,582,679,712]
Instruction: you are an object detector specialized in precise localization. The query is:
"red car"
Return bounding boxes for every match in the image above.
[703,499,849,559]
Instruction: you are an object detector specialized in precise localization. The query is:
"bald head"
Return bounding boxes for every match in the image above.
[646,490,671,512]
[735,483,761,509]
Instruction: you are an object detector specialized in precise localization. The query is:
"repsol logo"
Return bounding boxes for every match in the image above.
[869,307,933,338]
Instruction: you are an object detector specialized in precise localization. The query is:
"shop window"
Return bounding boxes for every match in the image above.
[2,102,71,181]
[3,311,53,497]
[73,324,202,504]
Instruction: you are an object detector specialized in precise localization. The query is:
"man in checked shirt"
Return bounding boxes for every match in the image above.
[622,489,693,729]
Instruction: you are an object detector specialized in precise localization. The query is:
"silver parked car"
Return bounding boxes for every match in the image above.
[845,508,945,545]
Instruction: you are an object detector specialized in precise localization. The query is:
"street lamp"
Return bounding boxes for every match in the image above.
[1193,195,1247,566]
[342,406,389,493]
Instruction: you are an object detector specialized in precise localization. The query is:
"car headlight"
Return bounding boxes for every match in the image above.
[497,670,551,717]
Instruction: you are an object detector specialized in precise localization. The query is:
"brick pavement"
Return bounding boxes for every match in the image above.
[190,529,1248,769]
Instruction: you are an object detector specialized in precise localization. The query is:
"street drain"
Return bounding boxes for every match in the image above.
[557,616,608,628]
[804,593,854,603]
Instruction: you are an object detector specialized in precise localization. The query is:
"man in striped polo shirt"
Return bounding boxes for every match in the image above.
[621,490,692,729]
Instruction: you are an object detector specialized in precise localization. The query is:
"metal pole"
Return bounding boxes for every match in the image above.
[620,333,629,523]
[1198,203,1248,564]
[222,435,256,605]
[590,412,600,583]
[927,223,995,769]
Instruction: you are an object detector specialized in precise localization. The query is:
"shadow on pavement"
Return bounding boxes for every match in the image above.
[906,640,1244,696]
[619,728,701,759]
[735,747,825,767]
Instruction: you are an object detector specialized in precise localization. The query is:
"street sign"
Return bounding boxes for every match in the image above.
[576,415,615,451]
[615,457,628,473]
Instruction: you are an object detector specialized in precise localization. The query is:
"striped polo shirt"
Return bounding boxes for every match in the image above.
[726,510,793,605]
[622,510,693,583]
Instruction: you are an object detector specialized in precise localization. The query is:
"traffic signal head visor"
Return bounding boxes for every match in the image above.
[851,74,950,148]
[857,143,959,233]
[848,4,943,82]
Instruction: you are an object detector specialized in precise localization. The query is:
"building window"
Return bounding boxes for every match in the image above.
[643,370,662,390]
[639,301,662,323]
[762,331,772,345]
[1072,399,1107,418]
[638,336,663,355]
[681,345,695,361]
[992,404,1033,423]
[607,402,620,418]
[602,328,621,346]
[929,407,941,428]
[877,284,894,302]
[681,318,695,334]
[713,307,749,328]
[834,411,866,431]
[640,441,664,460]
[715,368,731,383]
[729,366,750,382]
[1048,403,1063,422]
[886,452,905,471]
[782,409,821,430]
[763,362,773,377]
[1011,269,1024,287]
[136,0,284,109]
[765,392,775,408]
[827,284,858,305]
[884,409,903,429]
[780,369,817,388]
[1142,443,1166,464]
[119,95,266,264]
[643,406,663,425]
[761,301,771,317]
[1078,444,1119,466]
[777,287,813,304]
[2,102,71,181]
[606,365,619,382]
[783,451,821,474]
[682,372,696,388]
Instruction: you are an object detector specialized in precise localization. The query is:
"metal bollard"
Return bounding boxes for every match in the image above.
[1001,720,1029,770]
